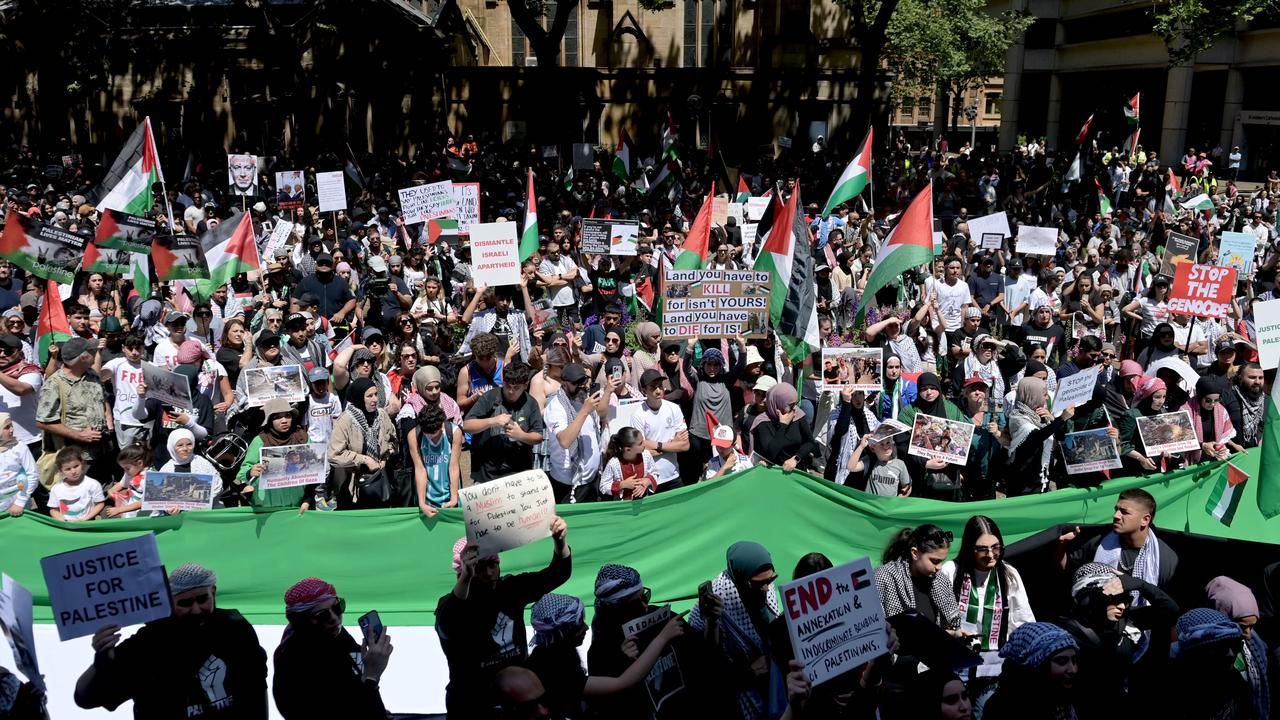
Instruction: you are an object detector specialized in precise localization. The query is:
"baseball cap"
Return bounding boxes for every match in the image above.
[60,337,92,360]
[0,335,21,351]
[361,327,384,343]
[315,253,333,267]
[639,369,666,389]
[1008,258,1023,269]
[307,367,331,383]
[711,424,735,449]
[254,330,281,347]
[753,375,778,392]
[561,363,588,384]
[367,256,388,273]
[284,312,308,328]
[963,375,991,389]
[166,311,191,325]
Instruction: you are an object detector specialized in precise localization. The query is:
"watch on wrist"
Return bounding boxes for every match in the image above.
[657,442,664,453]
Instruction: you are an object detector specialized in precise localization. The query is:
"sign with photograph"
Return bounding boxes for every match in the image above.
[1168,263,1236,319]
[819,347,883,392]
[275,170,305,210]
[460,469,556,556]
[141,362,193,410]
[661,268,772,340]
[867,418,911,444]
[470,221,521,287]
[1135,409,1199,455]
[1061,428,1122,474]
[96,209,158,253]
[780,556,888,687]
[316,171,347,213]
[40,534,171,641]
[227,153,259,197]
[141,471,215,512]
[259,443,329,491]
[244,364,306,407]
[907,413,975,465]
[0,211,87,284]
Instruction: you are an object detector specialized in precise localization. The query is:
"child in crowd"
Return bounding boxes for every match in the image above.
[48,446,105,522]
[598,427,657,500]
[105,443,150,519]
[847,434,912,496]
[705,425,752,480]
[0,412,34,517]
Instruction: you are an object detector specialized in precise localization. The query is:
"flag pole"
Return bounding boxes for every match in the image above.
[149,118,178,234]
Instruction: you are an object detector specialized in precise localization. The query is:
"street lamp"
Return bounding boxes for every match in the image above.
[964,102,979,150]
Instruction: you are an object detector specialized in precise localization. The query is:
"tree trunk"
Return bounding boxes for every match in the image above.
[849,0,901,150]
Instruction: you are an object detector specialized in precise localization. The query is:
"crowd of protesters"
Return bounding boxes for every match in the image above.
[0,124,1278,718]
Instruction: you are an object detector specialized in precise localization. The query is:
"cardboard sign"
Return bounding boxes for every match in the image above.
[1062,428,1122,474]
[0,574,42,689]
[1254,298,1280,370]
[712,197,729,227]
[316,171,347,213]
[1135,410,1199,455]
[661,268,772,340]
[259,443,329,491]
[1159,232,1199,278]
[1217,231,1255,274]
[275,170,305,210]
[1052,368,1097,417]
[780,556,889,687]
[623,605,674,639]
[460,469,556,556]
[244,364,306,407]
[980,232,1004,251]
[1168,263,1236,319]
[470,221,521,287]
[966,211,1011,242]
[40,534,172,641]
[907,413,975,465]
[142,471,215,512]
[452,182,481,234]
[141,362,193,410]
[746,197,770,221]
[1015,226,1058,256]
[820,347,882,392]
[262,219,297,261]
[398,184,435,225]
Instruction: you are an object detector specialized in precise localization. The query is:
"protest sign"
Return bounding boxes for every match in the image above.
[623,605,674,640]
[259,443,328,491]
[980,232,1004,251]
[0,210,87,284]
[422,180,456,219]
[470,221,521,287]
[780,556,888,687]
[141,362,193,410]
[1217,231,1255,274]
[741,223,758,252]
[777,136,793,149]
[142,471,215,512]
[40,534,171,641]
[907,413,974,465]
[460,469,556,556]
[398,184,433,225]
[96,209,158,253]
[1062,428,1122,474]
[867,418,910,444]
[1052,369,1097,417]
[316,171,347,212]
[1159,232,1198,278]
[227,153,259,196]
[0,575,42,689]
[661,268,772,340]
[610,221,639,256]
[1135,410,1199,455]
[727,202,744,224]
[275,170,305,210]
[820,348,882,391]
[452,182,481,234]
[1168,263,1236,319]
[712,197,729,227]
[746,197,770,220]
[966,212,1011,242]
[153,234,211,281]
[262,220,297,261]
[1015,226,1058,256]
[244,364,306,407]
[1254,298,1280,370]
[580,219,612,255]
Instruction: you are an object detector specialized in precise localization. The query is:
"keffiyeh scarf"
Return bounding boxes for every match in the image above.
[875,559,961,630]
[1093,529,1161,658]
[689,570,782,719]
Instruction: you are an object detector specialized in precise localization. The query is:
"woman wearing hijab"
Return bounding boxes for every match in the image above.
[0,413,34,517]
[877,352,917,421]
[689,541,785,720]
[155,428,223,509]
[1167,609,1257,719]
[752,383,819,471]
[594,327,631,385]
[1180,374,1241,463]
[1205,576,1271,720]
[327,377,397,509]
[983,623,1081,720]
[896,373,967,500]
[132,364,214,468]
[953,333,1019,406]
[1136,321,1180,370]
[237,398,317,512]
[1116,376,1169,474]
[1006,376,1073,495]
[680,338,748,484]
[905,668,973,720]
[629,321,661,381]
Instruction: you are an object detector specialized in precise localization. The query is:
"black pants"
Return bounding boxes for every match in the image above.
[678,434,712,485]
[549,478,596,504]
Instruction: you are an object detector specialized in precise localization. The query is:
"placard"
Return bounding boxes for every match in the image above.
[581,219,612,255]
[1217,231,1255,274]
[0,211,87,284]
[141,471,215,512]
[398,184,434,225]
[258,443,328,491]
[1168,263,1236,319]
[452,182,481,234]
[0,574,42,689]
[141,361,193,410]
[610,221,639,256]
[966,211,1011,242]
[244,364,306,407]
[469,221,521,287]
[40,534,171,641]
[1061,428,1122,474]
[459,469,556,556]
[153,234,211,280]
[608,397,646,434]
[661,268,772,340]
[741,223,758,253]
[1135,409,1199,455]
[262,220,297,262]
[867,418,910,444]
[907,413,974,465]
[980,232,1004,251]
[275,170,305,210]
[712,197,729,227]
[623,605,674,639]
[820,347,883,391]
[727,202,744,224]
[96,209,158,253]
[1254,298,1280,370]
[1159,232,1198,278]
[316,171,347,213]
[746,197,770,220]
[227,153,259,197]
[1052,368,1097,417]
[780,556,888,687]
[1015,226,1058,256]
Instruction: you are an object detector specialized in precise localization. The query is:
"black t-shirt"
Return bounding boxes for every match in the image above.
[464,388,545,483]
[299,273,355,320]
[1014,321,1067,364]
[273,626,387,720]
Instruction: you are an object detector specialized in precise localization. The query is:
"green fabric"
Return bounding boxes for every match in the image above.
[3,449,1276,627]
[236,435,308,510]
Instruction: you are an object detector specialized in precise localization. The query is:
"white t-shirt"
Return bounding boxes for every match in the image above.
[305,391,341,445]
[629,400,686,484]
[543,394,602,488]
[49,478,105,521]
[152,339,181,369]
[539,256,578,308]
[934,279,972,331]
[103,358,147,427]
[0,368,42,444]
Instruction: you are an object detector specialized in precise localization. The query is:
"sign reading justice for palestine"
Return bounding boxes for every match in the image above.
[40,534,171,641]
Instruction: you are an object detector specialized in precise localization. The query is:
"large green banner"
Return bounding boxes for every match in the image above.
[1,449,1273,625]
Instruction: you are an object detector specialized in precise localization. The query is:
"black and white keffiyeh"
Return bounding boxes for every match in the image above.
[874,559,961,630]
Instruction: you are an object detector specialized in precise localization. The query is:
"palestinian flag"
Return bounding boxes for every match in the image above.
[96,208,156,253]
[192,211,258,300]
[650,160,680,198]
[1181,193,1214,212]
[1124,93,1140,125]
[821,127,873,217]
[1095,178,1112,215]
[130,252,152,301]
[632,170,650,195]
[428,218,459,245]
[95,117,165,215]
[81,241,129,275]
[856,185,933,325]
[660,112,679,163]
[0,210,86,284]
[1125,128,1141,158]
[674,183,716,270]
[629,255,664,321]
[36,280,71,366]
[1064,151,1082,183]
[152,234,210,282]
[447,157,473,180]
[563,167,574,192]
[520,169,539,262]
[736,175,751,203]
[754,183,819,356]
[612,130,633,182]
[1074,113,1094,145]
[1206,462,1249,525]
[1257,383,1280,518]
[1167,168,1183,196]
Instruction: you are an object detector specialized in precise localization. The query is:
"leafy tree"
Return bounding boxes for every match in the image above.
[1154,0,1280,66]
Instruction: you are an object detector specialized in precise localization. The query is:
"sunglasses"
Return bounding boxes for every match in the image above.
[1102,352,1116,358]
[973,543,1003,555]
[401,353,417,360]
[175,593,211,608]
[306,597,346,622]
[606,337,621,344]
[6,320,22,327]
[267,318,282,324]
[400,319,415,326]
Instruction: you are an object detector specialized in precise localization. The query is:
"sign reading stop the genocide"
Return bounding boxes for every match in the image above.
[1168,263,1237,319]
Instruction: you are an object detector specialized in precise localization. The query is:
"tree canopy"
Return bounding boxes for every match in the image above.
[1154,0,1280,66]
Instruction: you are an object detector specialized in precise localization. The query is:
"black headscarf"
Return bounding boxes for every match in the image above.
[912,372,948,416]
[346,377,377,425]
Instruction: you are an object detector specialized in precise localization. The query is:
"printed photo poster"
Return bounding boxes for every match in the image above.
[316,170,347,213]
[275,170,305,210]
[780,556,889,687]
[227,153,260,197]
[244,364,307,407]
[96,209,159,253]
[820,347,883,392]
[662,268,772,340]
[141,362,193,410]
[40,535,171,641]
[460,469,556,556]
[1158,232,1198,278]
[1218,231,1256,274]
[867,418,911,444]
[1135,409,1199,455]
[0,209,87,284]
[259,443,329,491]
[141,471,215,512]
[469,221,521,287]
[610,220,639,256]
[907,413,975,465]
[152,234,211,281]
[1061,428,1122,474]
[452,182,481,234]
[0,574,42,690]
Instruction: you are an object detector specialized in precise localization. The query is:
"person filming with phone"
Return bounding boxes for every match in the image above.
[543,362,608,503]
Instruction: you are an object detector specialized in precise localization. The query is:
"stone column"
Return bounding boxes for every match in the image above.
[1220,67,1244,151]
[1045,73,1062,148]
[1160,64,1194,158]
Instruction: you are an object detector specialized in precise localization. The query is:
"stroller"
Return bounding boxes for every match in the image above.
[207,406,265,508]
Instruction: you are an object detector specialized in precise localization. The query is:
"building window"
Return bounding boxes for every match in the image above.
[985,92,1002,115]
[901,96,914,118]
[917,95,931,117]
[510,0,579,66]
[683,0,732,67]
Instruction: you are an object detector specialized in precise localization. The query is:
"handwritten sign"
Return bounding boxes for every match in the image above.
[780,556,888,687]
[398,185,433,225]
[712,197,729,227]
[423,180,456,220]
[316,171,347,213]
[623,605,674,639]
[980,232,1004,251]
[40,534,172,641]
[1169,263,1236,318]
[661,268,772,340]
[1254,298,1280,370]
[452,182,481,234]
[1052,368,1097,417]
[470,221,521,287]
[460,469,556,556]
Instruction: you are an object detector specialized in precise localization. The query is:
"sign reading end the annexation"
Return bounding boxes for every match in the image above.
[661,268,772,340]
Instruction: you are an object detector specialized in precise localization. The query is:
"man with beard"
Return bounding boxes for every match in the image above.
[298,253,356,327]
[1229,361,1265,448]
[462,360,543,483]
[461,285,533,362]
[543,362,607,502]
[0,334,42,463]
[0,259,21,311]
[437,516,571,718]
[537,240,581,327]
[75,563,268,718]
